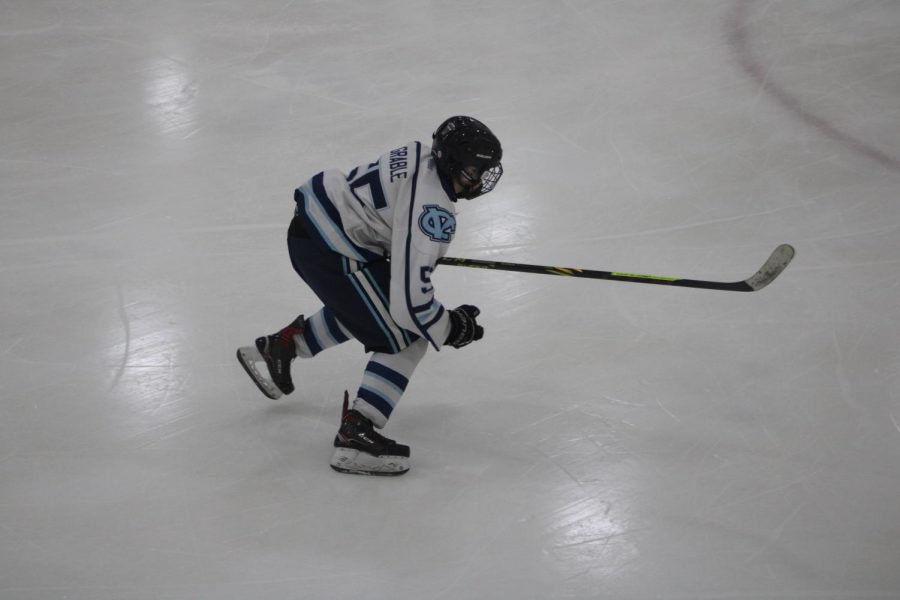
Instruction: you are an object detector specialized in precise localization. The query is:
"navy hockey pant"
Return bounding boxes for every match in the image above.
[287,232,429,427]
[287,235,419,355]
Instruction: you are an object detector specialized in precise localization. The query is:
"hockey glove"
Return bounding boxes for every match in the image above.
[446,305,484,349]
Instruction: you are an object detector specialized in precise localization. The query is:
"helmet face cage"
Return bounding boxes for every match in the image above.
[458,163,504,199]
[432,116,503,199]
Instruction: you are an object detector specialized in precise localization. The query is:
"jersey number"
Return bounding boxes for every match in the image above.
[348,163,387,210]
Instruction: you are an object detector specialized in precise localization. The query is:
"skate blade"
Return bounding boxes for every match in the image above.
[236,346,283,400]
[329,447,409,477]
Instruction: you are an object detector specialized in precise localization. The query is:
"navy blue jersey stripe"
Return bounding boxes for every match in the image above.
[411,298,441,331]
[403,142,437,348]
[365,362,409,392]
[422,305,445,331]
[308,174,381,262]
[294,189,321,249]
[412,299,434,313]
[294,187,348,257]
[311,173,343,227]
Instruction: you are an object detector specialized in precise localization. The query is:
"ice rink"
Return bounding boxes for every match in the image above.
[2,1,900,598]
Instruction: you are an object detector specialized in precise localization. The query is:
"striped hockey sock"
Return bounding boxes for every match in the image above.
[353,338,428,428]
[294,307,352,358]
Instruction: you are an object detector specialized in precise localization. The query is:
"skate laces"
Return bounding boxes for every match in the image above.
[279,321,304,349]
[268,316,304,359]
[339,391,394,445]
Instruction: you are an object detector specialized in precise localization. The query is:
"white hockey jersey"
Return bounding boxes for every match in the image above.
[294,141,457,350]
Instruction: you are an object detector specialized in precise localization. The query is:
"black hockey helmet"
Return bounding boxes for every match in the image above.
[432,116,503,199]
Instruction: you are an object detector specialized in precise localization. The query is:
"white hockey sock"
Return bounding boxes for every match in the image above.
[353,338,428,428]
[294,307,352,358]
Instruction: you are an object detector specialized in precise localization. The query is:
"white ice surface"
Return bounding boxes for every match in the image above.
[2,1,900,599]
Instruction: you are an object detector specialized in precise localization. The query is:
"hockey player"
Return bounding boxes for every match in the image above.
[237,116,503,476]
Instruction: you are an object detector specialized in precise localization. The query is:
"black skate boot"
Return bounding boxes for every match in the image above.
[236,315,305,399]
[330,392,410,476]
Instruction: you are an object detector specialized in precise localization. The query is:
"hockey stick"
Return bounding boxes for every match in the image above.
[437,244,795,292]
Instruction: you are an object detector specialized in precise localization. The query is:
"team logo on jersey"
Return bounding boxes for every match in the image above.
[418,205,456,243]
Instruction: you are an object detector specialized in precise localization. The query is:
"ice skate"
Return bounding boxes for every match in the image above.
[330,392,410,476]
[236,315,305,400]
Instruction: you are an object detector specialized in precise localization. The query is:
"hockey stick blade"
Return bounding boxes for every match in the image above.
[437,244,795,292]
[742,243,795,291]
